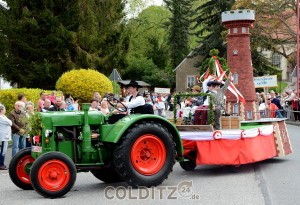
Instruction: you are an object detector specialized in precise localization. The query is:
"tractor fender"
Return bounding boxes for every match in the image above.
[101,114,183,156]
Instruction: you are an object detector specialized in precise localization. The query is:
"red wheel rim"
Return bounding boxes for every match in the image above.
[131,134,166,175]
[38,160,71,191]
[16,155,34,184]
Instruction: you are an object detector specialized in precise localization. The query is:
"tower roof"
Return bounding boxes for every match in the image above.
[222,10,255,23]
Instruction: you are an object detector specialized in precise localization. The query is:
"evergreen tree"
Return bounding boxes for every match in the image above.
[193,0,278,77]
[164,0,195,69]
[0,0,128,89]
[192,0,234,60]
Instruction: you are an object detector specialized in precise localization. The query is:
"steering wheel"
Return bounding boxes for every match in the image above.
[107,97,128,113]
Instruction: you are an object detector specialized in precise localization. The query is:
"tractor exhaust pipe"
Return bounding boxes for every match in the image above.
[82,103,92,162]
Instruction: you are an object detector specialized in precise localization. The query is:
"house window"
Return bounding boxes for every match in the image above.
[187,75,196,88]
[272,53,281,68]
[233,28,238,33]
[242,27,247,33]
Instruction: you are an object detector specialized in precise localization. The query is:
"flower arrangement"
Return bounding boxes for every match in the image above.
[27,113,43,137]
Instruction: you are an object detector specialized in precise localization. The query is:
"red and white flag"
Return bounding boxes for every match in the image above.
[203,58,246,104]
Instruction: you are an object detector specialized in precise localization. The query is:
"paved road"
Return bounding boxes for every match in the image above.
[0,125,299,205]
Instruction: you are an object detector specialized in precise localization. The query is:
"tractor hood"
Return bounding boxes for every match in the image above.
[39,111,105,127]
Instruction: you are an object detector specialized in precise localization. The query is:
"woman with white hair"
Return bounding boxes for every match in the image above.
[0,104,12,170]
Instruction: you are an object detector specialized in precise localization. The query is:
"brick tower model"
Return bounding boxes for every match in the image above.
[222,10,257,120]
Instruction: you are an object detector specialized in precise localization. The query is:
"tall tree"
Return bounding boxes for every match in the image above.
[192,0,279,77]
[0,0,128,89]
[124,6,173,87]
[192,0,235,60]
[234,0,297,69]
[164,0,195,69]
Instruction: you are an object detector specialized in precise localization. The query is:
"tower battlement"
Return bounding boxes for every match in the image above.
[222,10,255,23]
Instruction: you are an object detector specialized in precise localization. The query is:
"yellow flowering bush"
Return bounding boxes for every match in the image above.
[55,69,113,102]
[0,88,51,112]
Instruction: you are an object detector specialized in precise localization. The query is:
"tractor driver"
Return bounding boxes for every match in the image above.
[125,80,145,114]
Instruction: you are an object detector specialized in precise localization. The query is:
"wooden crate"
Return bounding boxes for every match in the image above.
[168,118,183,126]
[220,116,241,129]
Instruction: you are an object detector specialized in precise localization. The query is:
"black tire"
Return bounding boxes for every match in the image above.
[114,121,176,187]
[30,152,76,198]
[91,166,123,183]
[179,160,197,171]
[9,147,34,190]
[228,164,243,173]
[179,151,197,171]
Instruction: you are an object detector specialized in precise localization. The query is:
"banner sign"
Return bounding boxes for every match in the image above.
[154,87,170,94]
[253,75,278,88]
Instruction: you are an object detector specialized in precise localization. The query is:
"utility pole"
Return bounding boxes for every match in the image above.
[297,0,300,96]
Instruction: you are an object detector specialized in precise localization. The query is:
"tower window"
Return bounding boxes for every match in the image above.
[233,28,238,33]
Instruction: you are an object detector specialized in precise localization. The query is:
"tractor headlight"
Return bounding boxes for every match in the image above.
[45,129,53,137]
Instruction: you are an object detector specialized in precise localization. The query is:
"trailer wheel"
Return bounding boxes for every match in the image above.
[30,152,76,198]
[114,121,176,187]
[9,147,34,190]
[91,166,123,183]
[228,164,243,173]
[179,151,197,171]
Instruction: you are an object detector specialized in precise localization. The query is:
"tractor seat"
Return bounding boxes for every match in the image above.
[108,114,127,124]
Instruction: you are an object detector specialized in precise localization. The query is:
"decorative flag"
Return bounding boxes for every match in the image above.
[202,57,246,104]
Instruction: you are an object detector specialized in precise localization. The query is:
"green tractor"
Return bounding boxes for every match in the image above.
[9,102,183,198]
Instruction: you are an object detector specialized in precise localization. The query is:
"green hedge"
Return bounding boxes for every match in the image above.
[0,88,51,113]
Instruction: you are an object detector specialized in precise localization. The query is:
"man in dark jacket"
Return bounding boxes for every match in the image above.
[8,101,26,157]
[270,91,283,118]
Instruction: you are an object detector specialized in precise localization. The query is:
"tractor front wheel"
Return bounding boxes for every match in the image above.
[30,152,76,198]
[114,121,176,187]
[9,147,34,190]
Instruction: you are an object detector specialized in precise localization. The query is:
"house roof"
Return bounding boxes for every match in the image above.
[118,80,151,87]
[173,51,194,72]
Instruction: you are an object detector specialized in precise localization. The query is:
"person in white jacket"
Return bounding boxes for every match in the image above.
[125,81,145,114]
[0,104,12,170]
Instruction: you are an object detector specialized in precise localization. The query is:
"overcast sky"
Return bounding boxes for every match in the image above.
[152,0,163,5]
[0,0,7,9]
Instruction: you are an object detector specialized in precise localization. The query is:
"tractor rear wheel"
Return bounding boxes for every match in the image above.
[30,152,76,198]
[9,147,34,190]
[91,166,123,183]
[114,121,176,187]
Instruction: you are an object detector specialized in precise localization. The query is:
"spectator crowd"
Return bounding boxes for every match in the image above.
[0,80,299,170]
